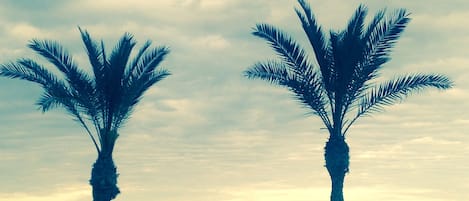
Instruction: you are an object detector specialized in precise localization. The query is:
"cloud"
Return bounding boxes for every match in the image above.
[193,35,231,49]
[223,185,452,201]
[8,23,48,40]
[0,187,89,201]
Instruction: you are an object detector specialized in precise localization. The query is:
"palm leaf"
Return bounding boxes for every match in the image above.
[133,46,170,77]
[28,39,93,93]
[360,9,411,82]
[108,32,136,87]
[253,24,313,78]
[244,60,291,84]
[125,40,152,80]
[294,0,330,69]
[344,8,411,114]
[117,69,170,126]
[36,83,73,112]
[341,74,452,134]
[104,33,137,128]
[345,4,367,38]
[78,27,104,92]
[245,60,332,130]
[28,39,96,111]
[116,44,170,127]
[0,61,50,85]
[358,74,452,118]
[362,8,386,41]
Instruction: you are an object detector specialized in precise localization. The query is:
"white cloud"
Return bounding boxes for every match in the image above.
[9,23,46,39]
[194,35,231,49]
[407,136,460,145]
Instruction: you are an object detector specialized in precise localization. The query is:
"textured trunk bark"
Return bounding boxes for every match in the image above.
[90,154,120,201]
[324,136,349,201]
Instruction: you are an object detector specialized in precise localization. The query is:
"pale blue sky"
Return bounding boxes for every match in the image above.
[0,0,468,201]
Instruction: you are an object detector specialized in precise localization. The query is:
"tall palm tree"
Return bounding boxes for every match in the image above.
[0,28,170,201]
[244,1,453,201]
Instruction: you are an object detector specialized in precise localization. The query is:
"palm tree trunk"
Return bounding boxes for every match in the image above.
[90,154,120,201]
[324,135,349,201]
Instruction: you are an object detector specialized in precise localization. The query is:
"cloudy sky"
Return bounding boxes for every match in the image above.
[0,0,468,201]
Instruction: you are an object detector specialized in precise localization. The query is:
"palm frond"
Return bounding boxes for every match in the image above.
[362,8,386,41]
[28,39,76,74]
[244,60,291,84]
[35,83,73,112]
[28,39,95,108]
[295,0,332,91]
[342,73,452,134]
[109,32,136,86]
[0,62,49,85]
[328,31,344,93]
[128,46,169,80]
[285,73,332,130]
[360,9,410,81]
[0,60,72,99]
[36,91,63,112]
[125,40,152,78]
[140,46,169,73]
[358,73,452,118]
[253,24,313,78]
[96,39,109,115]
[77,28,104,125]
[113,43,170,128]
[117,69,170,126]
[244,60,332,130]
[345,4,367,38]
[341,5,368,75]
[132,70,170,107]
[78,27,104,87]
[99,39,110,93]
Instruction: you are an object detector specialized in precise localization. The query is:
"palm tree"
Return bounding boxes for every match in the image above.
[0,27,170,201]
[244,1,453,201]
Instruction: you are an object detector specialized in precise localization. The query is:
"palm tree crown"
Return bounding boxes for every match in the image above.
[0,27,170,201]
[0,27,170,155]
[245,0,452,136]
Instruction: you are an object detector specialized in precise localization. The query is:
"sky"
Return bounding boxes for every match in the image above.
[0,0,468,201]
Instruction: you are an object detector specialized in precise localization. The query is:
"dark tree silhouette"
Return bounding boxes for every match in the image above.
[0,28,170,201]
[244,1,453,200]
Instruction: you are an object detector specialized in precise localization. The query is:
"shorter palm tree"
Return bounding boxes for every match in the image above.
[244,1,453,201]
[0,27,170,201]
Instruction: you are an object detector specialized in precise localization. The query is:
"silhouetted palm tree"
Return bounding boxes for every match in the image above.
[0,28,170,201]
[244,1,452,201]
